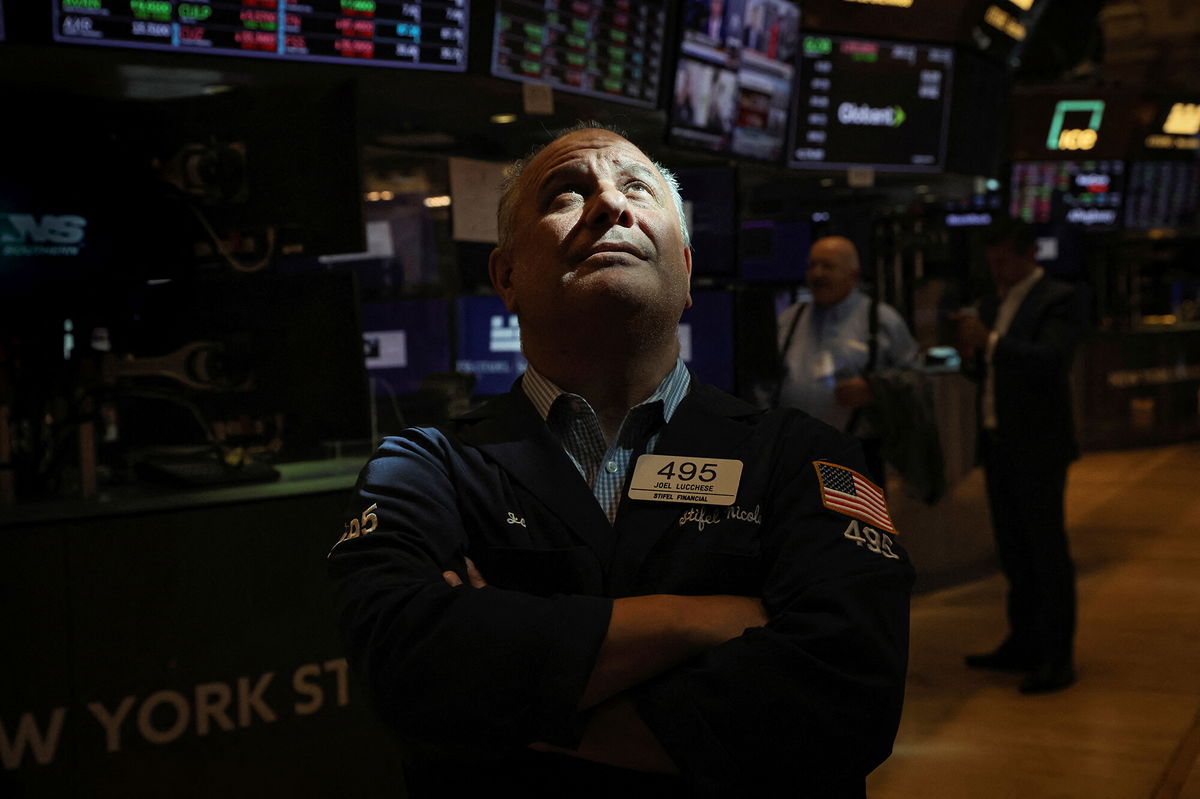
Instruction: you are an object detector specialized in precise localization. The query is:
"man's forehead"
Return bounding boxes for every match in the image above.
[811,241,851,264]
[526,130,658,185]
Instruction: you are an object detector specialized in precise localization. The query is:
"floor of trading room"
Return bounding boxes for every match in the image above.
[868,443,1200,799]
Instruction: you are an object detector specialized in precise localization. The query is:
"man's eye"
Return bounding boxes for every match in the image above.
[550,188,584,204]
[625,180,652,195]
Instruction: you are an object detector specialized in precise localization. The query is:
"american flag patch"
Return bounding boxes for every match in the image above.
[814,461,897,534]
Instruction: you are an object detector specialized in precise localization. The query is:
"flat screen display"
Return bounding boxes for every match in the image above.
[738,218,810,281]
[679,290,734,392]
[1009,160,1125,229]
[668,0,799,161]
[1124,161,1200,230]
[788,35,953,172]
[455,294,527,396]
[0,1,6,42]
[52,0,469,71]
[491,0,667,108]
[361,298,451,396]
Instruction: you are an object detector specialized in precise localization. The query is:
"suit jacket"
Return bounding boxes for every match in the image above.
[971,275,1085,463]
[328,379,914,797]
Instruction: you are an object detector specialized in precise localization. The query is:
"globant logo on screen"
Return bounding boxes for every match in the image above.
[0,214,88,256]
[837,103,907,128]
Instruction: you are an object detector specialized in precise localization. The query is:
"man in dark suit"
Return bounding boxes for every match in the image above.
[954,220,1086,694]
[328,124,914,796]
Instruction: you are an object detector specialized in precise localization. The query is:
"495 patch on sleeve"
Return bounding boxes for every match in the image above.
[814,461,897,535]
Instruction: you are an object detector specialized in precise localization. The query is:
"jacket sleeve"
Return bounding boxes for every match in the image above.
[630,430,913,795]
[326,429,612,751]
[992,285,1084,386]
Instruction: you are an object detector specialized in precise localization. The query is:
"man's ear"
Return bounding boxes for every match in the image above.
[488,247,519,313]
[683,246,694,310]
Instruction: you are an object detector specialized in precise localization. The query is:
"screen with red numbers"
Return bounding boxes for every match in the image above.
[490,0,667,108]
[51,0,469,71]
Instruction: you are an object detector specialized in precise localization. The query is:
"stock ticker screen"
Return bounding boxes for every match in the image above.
[1010,160,1126,229]
[1124,161,1200,231]
[668,0,800,162]
[491,0,668,108]
[52,0,469,71]
[788,35,954,172]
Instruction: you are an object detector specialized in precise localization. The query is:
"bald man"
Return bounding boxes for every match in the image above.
[329,128,913,797]
[776,236,918,484]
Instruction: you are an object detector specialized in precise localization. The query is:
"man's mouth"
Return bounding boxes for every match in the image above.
[579,241,648,261]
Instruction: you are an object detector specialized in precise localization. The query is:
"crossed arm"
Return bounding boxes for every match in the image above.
[443,558,768,773]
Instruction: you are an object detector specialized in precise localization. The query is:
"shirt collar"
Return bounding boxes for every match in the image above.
[522,357,691,425]
[1002,266,1044,302]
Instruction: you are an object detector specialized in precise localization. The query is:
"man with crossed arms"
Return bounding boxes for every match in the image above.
[328,125,913,797]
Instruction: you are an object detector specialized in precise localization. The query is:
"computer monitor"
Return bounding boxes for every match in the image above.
[1124,161,1200,231]
[679,290,735,392]
[668,0,799,162]
[455,294,527,396]
[787,35,954,172]
[739,218,811,282]
[1009,160,1125,229]
[361,298,452,397]
[490,0,668,107]
[51,0,469,70]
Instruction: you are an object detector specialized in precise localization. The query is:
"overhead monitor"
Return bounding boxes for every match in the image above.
[1139,100,1200,155]
[1008,91,1137,161]
[1124,162,1200,231]
[361,298,451,396]
[490,0,668,108]
[798,0,978,45]
[1009,160,1125,229]
[787,35,954,172]
[739,218,811,282]
[52,0,469,71]
[667,0,799,161]
[455,294,527,396]
[679,290,735,393]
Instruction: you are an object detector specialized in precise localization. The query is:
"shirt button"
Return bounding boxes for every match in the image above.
[605,460,618,474]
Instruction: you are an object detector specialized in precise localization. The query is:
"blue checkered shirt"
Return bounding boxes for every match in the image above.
[522,358,691,524]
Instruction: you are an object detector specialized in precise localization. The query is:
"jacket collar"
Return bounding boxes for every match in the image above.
[452,378,764,577]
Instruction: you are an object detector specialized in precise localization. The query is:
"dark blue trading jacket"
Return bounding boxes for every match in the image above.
[327,379,915,798]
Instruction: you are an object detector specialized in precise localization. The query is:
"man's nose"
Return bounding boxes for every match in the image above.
[585,186,635,229]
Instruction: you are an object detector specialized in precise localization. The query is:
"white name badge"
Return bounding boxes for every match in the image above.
[628,454,743,506]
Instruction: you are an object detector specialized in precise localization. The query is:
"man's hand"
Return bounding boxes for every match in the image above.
[578,594,767,710]
[834,376,872,409]
[443,557,487,588]
[951,312,992,355]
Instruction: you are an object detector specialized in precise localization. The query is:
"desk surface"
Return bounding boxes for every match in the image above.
[1,457,365,528]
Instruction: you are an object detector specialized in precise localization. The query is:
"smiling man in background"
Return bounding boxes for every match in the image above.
[328,124,914,797]
[775,236,919,484]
